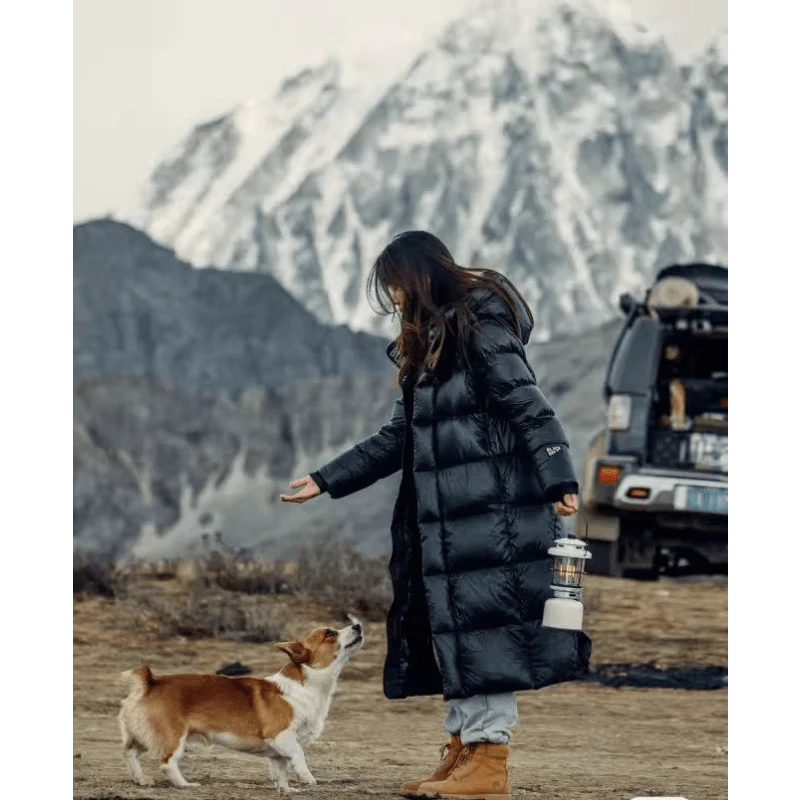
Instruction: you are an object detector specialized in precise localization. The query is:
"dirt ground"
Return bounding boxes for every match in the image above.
[73,572,727,800]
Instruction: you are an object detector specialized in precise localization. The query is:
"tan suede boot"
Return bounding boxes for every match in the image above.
[402,735,465,797]
[415,742,511,800]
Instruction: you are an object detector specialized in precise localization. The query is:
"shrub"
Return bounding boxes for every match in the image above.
[294,538,392,622]
[73,554,126,598]
[190,533,295,596]
[137,576,286,642]
[206,552,295,596]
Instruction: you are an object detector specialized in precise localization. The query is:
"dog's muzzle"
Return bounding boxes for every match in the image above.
[343,622,364,651]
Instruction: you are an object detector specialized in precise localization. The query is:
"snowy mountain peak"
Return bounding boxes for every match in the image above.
[278,59,340,94]
[122,0,727,342]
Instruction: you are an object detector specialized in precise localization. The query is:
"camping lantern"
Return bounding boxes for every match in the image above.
[542,537,592,631]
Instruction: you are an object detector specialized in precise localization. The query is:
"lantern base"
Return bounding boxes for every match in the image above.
[542,597,585,631]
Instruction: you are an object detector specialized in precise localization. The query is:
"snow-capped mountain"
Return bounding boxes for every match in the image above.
[125,0,727,341]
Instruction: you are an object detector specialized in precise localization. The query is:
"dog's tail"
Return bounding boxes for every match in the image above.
[121,665,156,697]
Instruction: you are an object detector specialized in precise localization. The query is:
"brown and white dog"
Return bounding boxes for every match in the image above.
[118,620,364,791]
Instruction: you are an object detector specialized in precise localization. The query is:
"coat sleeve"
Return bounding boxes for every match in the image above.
[473,320,579,502]
[310,395,406,499]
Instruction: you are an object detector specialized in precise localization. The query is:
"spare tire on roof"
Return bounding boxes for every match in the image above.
[656,263,728,305]
[647,276,700,310]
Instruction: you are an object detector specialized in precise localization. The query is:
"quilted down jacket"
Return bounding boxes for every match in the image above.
[311,285,591,700]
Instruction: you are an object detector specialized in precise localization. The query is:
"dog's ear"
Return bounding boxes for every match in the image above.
[276,640,310,664]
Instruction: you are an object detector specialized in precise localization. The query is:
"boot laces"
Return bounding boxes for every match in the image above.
[450,743,475,775]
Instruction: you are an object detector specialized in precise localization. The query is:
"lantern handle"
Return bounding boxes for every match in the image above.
[574,509,590,540]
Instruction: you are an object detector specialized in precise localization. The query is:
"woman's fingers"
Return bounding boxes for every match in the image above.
[280,491,303,503]
[557,493,579,515]
[280,476,321,503]
[281,476,308,502]
[281,490,312,503]
[554,499,578,517]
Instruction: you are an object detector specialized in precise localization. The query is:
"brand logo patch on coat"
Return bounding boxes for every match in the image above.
[546,446,562,457]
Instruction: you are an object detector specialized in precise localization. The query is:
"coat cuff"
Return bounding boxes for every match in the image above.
[532,444,579,502]
[309,470,329,495]
[544,480,580,503]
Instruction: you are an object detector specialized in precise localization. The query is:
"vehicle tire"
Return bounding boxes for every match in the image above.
[618,522,659,581]
[585,539,622,577]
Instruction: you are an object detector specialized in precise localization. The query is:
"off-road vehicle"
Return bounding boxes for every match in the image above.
[580,263,728,577]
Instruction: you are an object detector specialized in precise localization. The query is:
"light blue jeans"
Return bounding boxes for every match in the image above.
[444,693,519,745]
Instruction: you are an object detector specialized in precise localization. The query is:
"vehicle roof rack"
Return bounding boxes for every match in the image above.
[656,262,728,283]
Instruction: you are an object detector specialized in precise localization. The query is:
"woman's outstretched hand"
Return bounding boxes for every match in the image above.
[280,475,321,504]
[554,493,578,517]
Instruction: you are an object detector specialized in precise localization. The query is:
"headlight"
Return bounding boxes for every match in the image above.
[608,394,632,431]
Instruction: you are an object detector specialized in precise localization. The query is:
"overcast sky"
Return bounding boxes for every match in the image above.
[73,0,727,221]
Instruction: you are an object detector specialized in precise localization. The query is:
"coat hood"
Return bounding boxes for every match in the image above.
[385,281,533,366]
[469,281,534,345]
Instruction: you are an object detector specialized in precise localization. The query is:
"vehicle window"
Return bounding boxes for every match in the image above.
[654,335,727,421]
[657,336,727,381]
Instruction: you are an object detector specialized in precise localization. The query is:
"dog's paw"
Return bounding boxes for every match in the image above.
[135,776,155,787]
[302,775,317,786]
[277,786,300,794]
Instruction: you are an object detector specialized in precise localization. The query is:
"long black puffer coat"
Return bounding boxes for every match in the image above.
[311,285,591,700]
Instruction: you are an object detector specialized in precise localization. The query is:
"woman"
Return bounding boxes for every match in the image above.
[281,231,591,800]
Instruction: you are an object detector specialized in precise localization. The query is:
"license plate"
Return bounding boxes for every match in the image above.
[689,433,728,472]
[685,486,728,514]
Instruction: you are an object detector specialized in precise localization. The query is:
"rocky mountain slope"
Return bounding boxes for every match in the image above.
[74,220,391,392]
[73,220,396,557]
[75,355,615,560]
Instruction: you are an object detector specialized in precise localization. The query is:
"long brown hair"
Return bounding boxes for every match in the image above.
[366,231,533,384]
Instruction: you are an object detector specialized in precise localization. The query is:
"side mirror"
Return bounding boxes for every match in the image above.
[619,293,635,315]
